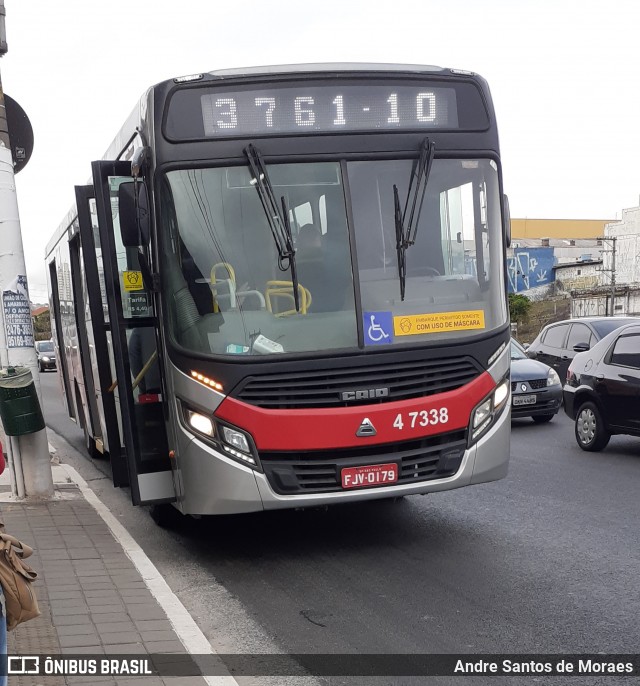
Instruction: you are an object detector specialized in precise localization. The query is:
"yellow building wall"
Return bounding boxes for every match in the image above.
[511,219,613,239]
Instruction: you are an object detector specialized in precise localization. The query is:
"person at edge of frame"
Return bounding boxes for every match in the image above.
[0,439,6,686]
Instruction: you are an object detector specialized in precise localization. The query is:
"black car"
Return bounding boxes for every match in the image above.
[510,338,562,422]
[564,323,640,451]
[35,340,56,371]
[526,316,640,382]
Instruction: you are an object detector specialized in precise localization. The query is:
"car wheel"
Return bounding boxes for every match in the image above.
[532,414,555,424]
[39,362,44,372]
[575,401,610,452]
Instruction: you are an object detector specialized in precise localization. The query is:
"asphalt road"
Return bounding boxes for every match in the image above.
[38,370,640,683]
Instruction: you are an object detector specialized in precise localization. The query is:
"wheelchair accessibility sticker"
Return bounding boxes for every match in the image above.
[364,311,393,345]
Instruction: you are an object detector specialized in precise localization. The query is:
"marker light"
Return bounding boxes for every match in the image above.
[222,444,256,466]
[191,370,223,392]
[174,73,204,83]
[187,410,215,437]
[487,341,506,366]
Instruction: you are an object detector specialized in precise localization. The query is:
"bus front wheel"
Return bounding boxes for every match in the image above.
[149,503,176,528]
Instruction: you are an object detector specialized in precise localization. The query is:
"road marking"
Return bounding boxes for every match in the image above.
[61,462,240,686]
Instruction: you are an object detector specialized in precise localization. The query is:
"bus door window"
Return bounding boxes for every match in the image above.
[104,175,168,466]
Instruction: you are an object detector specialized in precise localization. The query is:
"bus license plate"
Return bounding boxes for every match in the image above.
[513,394,537,406]
[341,463,398,489]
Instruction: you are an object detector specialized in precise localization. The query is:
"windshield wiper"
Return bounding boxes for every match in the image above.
[243,144,300,312]
[394,138,436,300]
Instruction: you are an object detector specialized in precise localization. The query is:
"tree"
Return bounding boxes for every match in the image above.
[32,309,51,341]
[509,293,531,323]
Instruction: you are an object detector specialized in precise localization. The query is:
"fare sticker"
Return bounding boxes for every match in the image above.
[393,310,485,336]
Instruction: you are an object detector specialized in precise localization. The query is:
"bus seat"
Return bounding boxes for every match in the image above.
[181,253,213,315]
[165,250,205,349]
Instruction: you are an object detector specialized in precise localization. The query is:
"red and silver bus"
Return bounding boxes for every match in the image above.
[46,63,511,521]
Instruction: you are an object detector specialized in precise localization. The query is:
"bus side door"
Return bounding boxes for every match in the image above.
[74,184,129,486]
[91,160,175,506]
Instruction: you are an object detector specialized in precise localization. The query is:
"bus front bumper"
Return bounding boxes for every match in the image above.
[176,406,510,516]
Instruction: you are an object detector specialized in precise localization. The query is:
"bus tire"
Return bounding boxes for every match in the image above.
[149,503,175,528]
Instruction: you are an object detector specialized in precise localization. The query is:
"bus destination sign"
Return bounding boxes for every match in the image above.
[166,80,489,139]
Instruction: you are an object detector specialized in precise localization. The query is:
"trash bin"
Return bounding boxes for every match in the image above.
[0,366,45,436]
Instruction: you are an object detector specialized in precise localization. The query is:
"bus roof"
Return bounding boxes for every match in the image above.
[196,62,450,80]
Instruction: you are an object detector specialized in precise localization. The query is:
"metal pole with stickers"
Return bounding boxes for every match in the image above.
[0,2,53,499]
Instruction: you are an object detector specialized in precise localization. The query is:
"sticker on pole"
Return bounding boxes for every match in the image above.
[2,275,34,348]
[363,311,393,346]
[393,310,485,336]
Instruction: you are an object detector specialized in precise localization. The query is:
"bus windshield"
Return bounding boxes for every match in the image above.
[160,158,506,357]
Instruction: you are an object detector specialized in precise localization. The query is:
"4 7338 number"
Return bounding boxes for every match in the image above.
[393,408,449,431]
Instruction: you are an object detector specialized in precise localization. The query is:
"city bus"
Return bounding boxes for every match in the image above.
[45,63,511,521]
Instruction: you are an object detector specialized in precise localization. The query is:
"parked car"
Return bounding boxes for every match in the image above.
[35,340,56,372]
[564,323,640,451]
[526,316,640,382]
[510,338,562,422]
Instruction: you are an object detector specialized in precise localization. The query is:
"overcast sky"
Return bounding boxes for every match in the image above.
[3,0,639,302]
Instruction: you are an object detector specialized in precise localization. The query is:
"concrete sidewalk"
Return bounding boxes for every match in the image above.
[0,456,233,686]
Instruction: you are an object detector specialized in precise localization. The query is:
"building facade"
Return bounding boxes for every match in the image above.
[511,218,613,240]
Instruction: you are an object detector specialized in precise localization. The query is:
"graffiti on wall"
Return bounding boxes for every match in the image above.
[507,247,555,293]
[571,297,609,318]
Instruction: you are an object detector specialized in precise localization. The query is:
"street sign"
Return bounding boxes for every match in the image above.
[5,94,33,174]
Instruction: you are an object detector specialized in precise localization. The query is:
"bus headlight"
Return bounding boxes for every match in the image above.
[186,410,215,437]
[473,398,492,429]
[179,401,260,470]
[469,376,510,445]
[221,426,250,453]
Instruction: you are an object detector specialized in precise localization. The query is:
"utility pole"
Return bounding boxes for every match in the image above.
[0,1,53,498]
[610,236,616,317]
[597,236,617,317]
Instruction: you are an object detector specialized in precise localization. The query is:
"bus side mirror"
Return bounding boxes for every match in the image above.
[118,181,150,247]
[503,193,511,248]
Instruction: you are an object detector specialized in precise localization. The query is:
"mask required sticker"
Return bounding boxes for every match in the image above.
[394,310,485,336]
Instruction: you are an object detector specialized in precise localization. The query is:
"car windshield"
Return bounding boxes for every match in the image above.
[38,341,54,353]
[510,340,527,360]
[590,318,640,338]
[159,158,506,357]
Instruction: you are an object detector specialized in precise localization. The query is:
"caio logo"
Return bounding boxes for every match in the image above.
[340,387,389,402]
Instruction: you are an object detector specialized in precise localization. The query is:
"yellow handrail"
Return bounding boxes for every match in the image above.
[265,280,311,316]
[210,262,236,312]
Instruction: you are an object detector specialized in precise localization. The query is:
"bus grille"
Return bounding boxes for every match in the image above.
[260,430,467,495]
[234,357,481,409]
